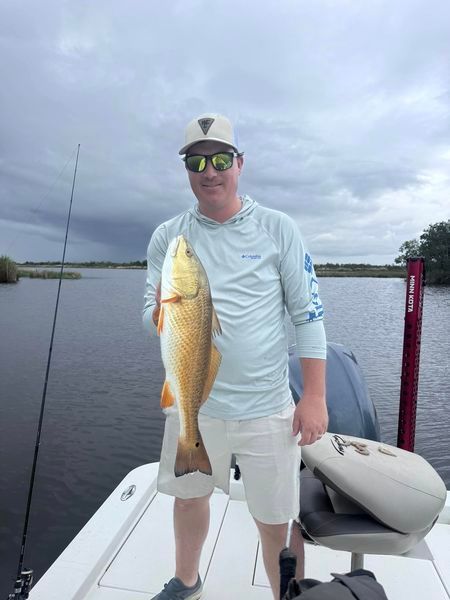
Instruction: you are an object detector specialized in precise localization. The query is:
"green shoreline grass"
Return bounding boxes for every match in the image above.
[18,269,81,280]
[4,259,407,282]
[18,263,406,278]
[315,268,404,278]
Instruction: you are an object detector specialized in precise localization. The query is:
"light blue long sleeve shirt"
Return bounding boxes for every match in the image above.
[143,195,326,420]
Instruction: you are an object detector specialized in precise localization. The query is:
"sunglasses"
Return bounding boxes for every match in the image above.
[184,151,242,173]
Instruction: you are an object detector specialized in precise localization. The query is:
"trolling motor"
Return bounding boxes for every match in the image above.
[7,569,33,600]
[397,257,425,451]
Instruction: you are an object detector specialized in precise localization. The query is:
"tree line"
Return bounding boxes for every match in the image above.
[395,220,449,284]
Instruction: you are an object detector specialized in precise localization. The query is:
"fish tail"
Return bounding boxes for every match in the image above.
[174,434,212,478]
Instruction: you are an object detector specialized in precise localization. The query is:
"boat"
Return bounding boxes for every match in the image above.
[28,341,450,600]
[28,452,450,599]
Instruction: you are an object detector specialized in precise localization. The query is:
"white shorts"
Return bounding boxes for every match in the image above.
[157,402,301,524]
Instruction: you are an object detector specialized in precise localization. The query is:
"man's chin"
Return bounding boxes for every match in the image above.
[199,189,224,202]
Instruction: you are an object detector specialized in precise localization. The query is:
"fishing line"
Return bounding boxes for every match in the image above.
[4,148,77,257]
[7,144,81,600]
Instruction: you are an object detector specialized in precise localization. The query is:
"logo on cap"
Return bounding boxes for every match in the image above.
[198,118,214,135]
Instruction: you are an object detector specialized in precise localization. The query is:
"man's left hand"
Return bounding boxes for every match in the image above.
[292,394,328,446]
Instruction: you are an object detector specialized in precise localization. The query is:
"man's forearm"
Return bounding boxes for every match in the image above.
[293,357,328,445]
[300,357,326,400]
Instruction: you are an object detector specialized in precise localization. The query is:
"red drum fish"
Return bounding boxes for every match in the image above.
[157,235,222,477]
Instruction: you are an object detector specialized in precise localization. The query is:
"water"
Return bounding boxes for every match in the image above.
[0,271,449,595]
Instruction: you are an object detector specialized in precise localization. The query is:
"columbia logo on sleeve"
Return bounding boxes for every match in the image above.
[304,253,324,321]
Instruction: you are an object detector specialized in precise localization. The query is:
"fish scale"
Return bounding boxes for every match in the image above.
[165,290,212,438]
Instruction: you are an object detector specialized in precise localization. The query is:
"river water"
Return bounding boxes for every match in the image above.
[0,270,449,595]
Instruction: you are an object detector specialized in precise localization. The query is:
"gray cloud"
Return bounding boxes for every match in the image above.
[1,0,449,263]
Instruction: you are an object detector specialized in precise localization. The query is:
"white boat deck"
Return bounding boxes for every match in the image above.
[30,462,450,600]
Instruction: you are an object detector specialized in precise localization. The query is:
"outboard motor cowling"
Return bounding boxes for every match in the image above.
[289,342,380,441]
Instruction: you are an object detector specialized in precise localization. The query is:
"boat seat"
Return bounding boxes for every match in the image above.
[297,432,447,570]
[299,467,434,570]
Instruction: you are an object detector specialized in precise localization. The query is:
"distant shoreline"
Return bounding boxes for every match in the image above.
[17,263,406,278]
[18,269,81,279]
[316,270,403,278]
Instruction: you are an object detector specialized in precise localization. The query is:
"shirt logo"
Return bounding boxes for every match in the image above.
[241,254,262,260]
[304,253,324,321]
[304,253,313,273]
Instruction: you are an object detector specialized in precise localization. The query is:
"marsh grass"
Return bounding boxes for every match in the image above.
[0,255,18,283]
[316,269,404,278]
[18,269,81,279]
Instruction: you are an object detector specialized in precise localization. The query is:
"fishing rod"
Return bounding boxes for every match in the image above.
[7,144,81,600]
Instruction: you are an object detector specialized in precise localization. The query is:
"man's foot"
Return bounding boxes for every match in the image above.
[151,575,203,599]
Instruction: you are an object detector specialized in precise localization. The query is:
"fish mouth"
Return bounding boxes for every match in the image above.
[170,235,183,257]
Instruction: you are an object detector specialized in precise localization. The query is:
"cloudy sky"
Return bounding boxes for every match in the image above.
[1,0,449,264]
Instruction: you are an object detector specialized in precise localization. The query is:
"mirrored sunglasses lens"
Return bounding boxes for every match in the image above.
[186,155,206,172]
[212,153,233,171]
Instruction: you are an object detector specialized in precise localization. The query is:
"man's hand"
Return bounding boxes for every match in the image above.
[292,394,328,446]
[152,281,161,326]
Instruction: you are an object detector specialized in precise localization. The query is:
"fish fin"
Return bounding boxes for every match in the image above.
[201,344,222,404]
[160,380,175,408]
[161,294,181,304]
[174,435,212,477]
[157,305,164,335]
[211,307,222,337]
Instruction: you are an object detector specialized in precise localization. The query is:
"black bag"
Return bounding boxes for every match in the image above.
[283,568,389,600]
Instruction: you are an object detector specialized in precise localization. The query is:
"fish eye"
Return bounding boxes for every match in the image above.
[185,247,193,257]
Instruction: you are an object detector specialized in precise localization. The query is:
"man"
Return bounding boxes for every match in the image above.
[143,113,328,600]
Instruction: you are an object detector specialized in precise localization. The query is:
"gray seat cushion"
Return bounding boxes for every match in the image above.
[300,469,431,555]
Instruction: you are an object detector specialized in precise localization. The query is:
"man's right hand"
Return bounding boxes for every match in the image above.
[152,281,161,326]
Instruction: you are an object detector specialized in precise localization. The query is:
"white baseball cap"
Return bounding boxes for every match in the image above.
[179,113,239,155]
